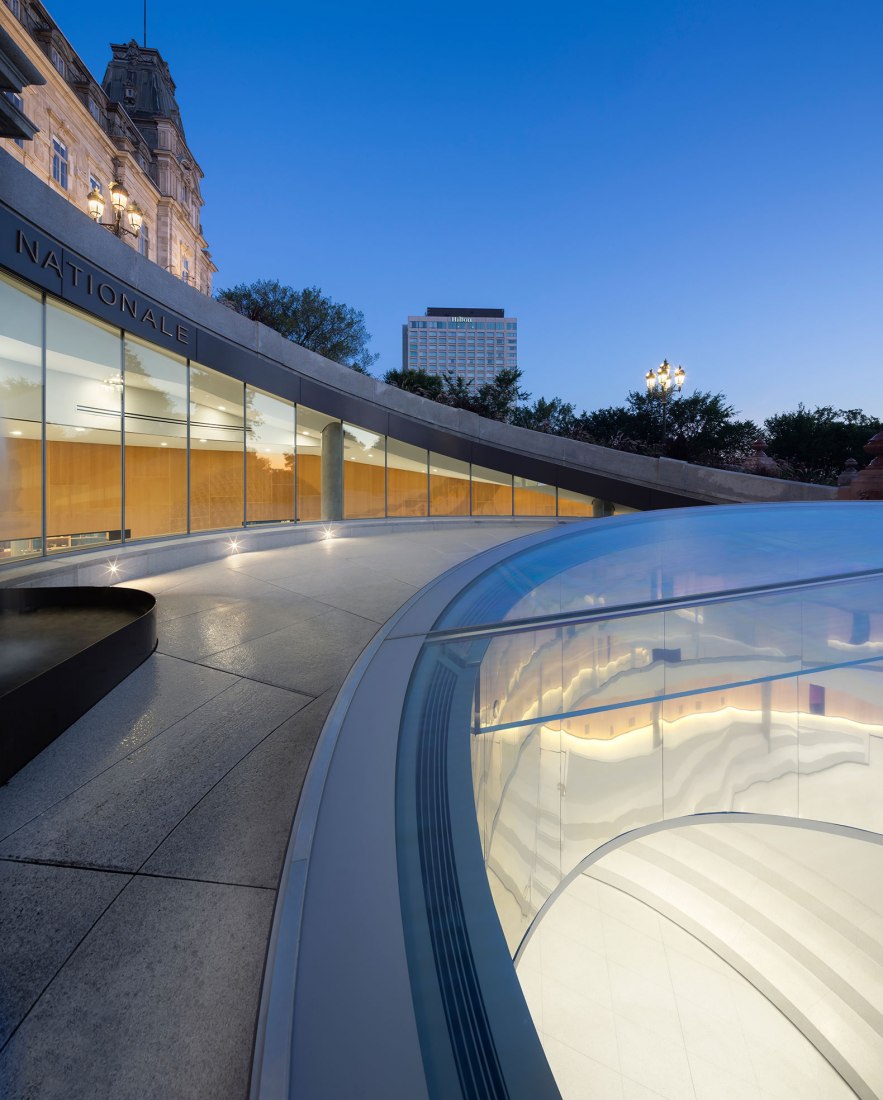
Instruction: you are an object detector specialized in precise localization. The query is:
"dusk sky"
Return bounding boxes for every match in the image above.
[46,0,883,425]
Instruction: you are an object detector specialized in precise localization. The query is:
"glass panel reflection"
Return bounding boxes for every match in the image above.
[343,423,385,519]
[0,272,43,560]
[514,477,556,516]
[388,438,428,517]
[297,405,340,522]
[45,300,122,553]
[430,452,469,516]
[247,387,294,524]
[471,464,512,516]
[189,363,244,531]
[557,487,593,517]
[124,335,187,540]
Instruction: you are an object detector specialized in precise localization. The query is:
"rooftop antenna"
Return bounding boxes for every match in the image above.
[143,0,147,47]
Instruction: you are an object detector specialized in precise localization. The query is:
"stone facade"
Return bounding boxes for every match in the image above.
[0,1,214,293]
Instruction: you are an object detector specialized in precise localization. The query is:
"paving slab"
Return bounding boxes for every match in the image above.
[200,606,380,694]
[0,859,131,1048]
[156,590,329,660]
[0,654,238,841]
[0,678,312,871]
[0,875,274,1100]
[143,692,335,888]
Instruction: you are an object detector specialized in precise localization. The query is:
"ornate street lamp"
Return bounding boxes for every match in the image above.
[644,358,686,451]
[87,181,143,239]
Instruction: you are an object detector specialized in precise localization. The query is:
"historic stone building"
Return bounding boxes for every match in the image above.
[0,1,214,292]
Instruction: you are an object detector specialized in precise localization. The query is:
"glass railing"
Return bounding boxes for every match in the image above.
[411,504,883,956]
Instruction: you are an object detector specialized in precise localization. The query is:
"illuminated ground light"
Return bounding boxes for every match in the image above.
[227,538,241,554]
[106,559,121,578]
[322,524,336,541]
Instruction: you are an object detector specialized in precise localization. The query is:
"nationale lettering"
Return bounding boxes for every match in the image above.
[42,250,63,279]
[16,230,38,264]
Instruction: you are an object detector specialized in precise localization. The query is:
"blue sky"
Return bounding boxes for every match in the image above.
[46,0,883,425]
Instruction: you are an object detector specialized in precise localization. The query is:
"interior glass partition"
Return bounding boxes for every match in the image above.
[124,335,188,540]
[388,438,428,517]
[189,363,245,531]
[45,300,122,552]
[343,422,385,519]
[430,452,469,515]
[471,464,513,516]
[0,272,43,560]
[247,386,295,524]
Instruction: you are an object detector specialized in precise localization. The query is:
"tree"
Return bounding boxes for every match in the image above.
[442,367,530,422]
[580,390,758,466]
[382,368,445,400]
[217,280,378,373]
[764,405,883,485]
[511,396,580,436]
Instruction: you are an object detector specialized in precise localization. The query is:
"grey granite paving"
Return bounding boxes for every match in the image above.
[0,520,554,1099]
[0,875,274,1100]
[0,860,130,1049]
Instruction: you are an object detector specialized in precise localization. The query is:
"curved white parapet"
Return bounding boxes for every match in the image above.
[254,502,883,1100]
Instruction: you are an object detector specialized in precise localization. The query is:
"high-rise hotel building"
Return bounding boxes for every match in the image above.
[403,307,517,386]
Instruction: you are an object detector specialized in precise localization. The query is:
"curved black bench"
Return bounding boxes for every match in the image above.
[0,586,156,784]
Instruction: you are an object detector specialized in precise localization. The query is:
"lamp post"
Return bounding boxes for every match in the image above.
[644,358,686,452]
[87,181,143,239]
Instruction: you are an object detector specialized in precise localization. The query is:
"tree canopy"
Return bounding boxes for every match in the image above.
[763,405,883,484]
[217,280,378,373]
[581,390,759,467]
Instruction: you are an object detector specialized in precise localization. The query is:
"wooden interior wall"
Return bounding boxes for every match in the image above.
[389,466,428,517]
[558,495,594,517]
[46,439,121,538]
[296,453,322,521]
[344,461,385,519]
[514,487,556,516]
[1,435,611,546]
[190,449,244,531]
[429,474,469,516]
[125,444,187,539]
[472,482,513,516]
[247,452,295,524]
[0,436,41,541]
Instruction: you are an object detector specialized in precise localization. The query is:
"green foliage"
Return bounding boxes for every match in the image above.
[384,365,530,423]
[382,368,445,400]
[442,367,530,421]
[217,279,378,373]
[511,396,580,436]
[581,390,758,466]
[763,404,882,485]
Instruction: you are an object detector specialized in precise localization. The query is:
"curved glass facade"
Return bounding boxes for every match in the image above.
[0,270,637,565]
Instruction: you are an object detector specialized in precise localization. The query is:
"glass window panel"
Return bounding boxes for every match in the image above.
[45,300,122,553]
[514,476,556,516]
[297,405,340,522]
[471,464,512,516]
[797,662,883,831]
[0,273,42,560]
[189,363,244,532]
[343,422,385,519]
[247,386,294,524]
[388,438,428,517]
[124,336,187,540]
[557,487,594,517]
[430,452,469,516]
